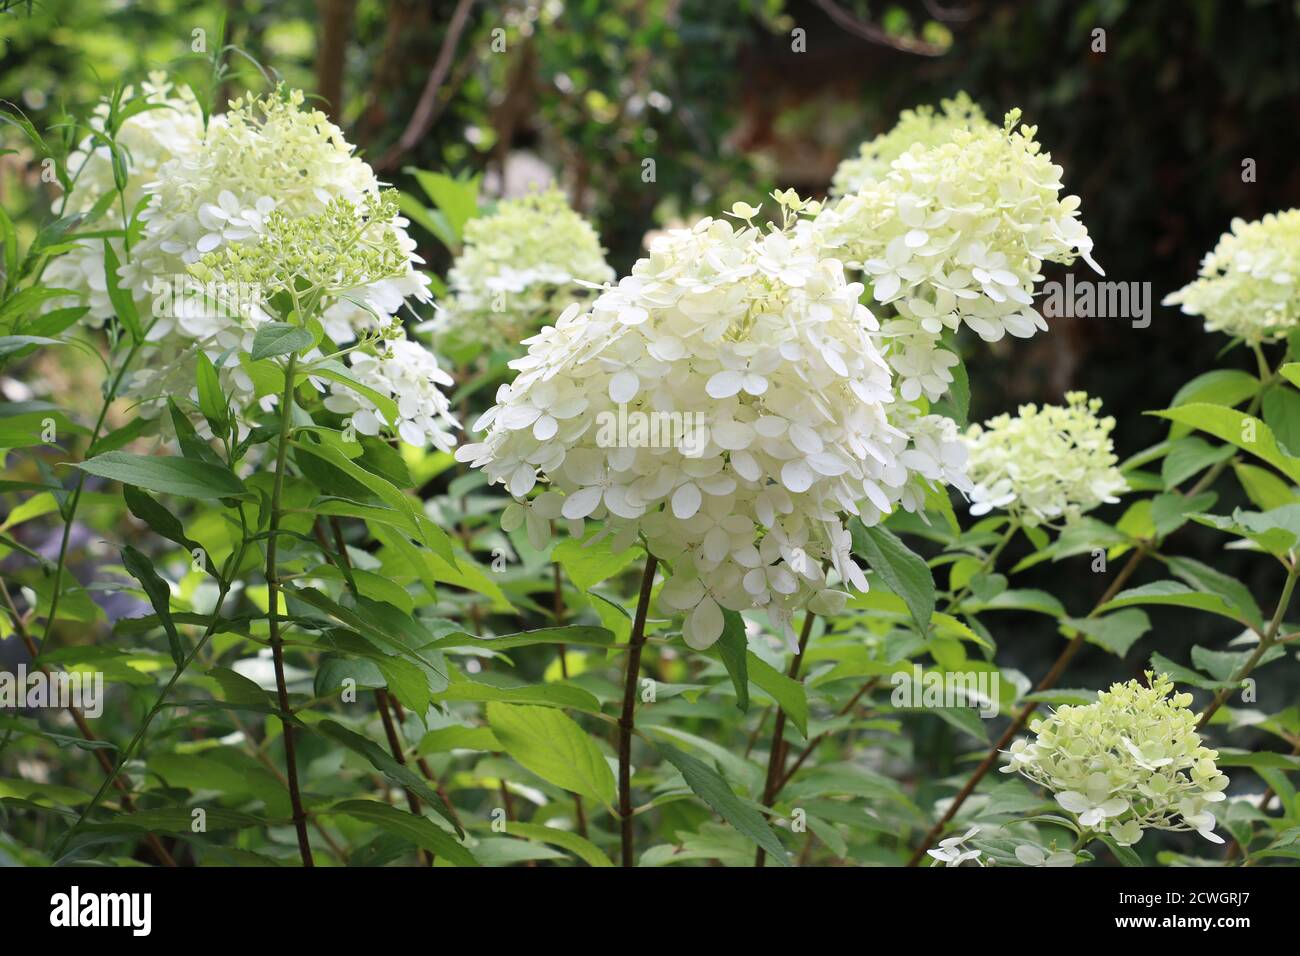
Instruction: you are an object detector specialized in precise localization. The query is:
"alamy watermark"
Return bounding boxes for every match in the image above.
[595,405,710,457]
[0,665,104,718]
[1041,274,1151,329]
[50,886,151,936]
[890,665,1000,718]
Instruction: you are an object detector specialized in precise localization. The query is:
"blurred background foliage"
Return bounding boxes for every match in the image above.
[3,0,1299,795]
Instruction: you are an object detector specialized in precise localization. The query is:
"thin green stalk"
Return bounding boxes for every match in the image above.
[1197,559,1298,730]
[267,352,314,867]
[755,608,817,867]
[946,521,1019,610]
[618,555,658,867]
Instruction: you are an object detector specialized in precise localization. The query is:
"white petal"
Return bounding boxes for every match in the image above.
[671,482,702,520]
[609,370,640,403]
[705,370,744,399]
[684,596,724,649]
[562,486,604,519]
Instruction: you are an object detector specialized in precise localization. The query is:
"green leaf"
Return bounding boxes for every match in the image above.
[1150,491,1217,537]
[438,679,601,714]
[289,587,449,680]
[1099,834,1143,867]
[652,739,789,866]
[251,322,314,361]
[331,799,476,866]
[407,169,480,243]
[396,191,455,250]
[293,439,456,567]
[195,351,228,435]
[1263,384,1300,456]
[715,610,750,712]
[485,702,615,804]
[376,655,432,716]
[0,335,63,360]
[1064,610,1151,657]
[1190,504,1300,556]
[1191,643,1285,683]
[850,521,935,632]
[967,588,1065,617]
[1280,363,1300,389]
[1214,749,1300,770]
[1168,369,1260,433]
[501,822,614,867]
[1165,556,1265,631]
[553,535,641,590]
[77,451,249,499]
[120,545,183,666]
[1151,403,1300,483]
[1162,434,1236,489]
[742,651,808,737]
[123,485,206,564]
[424,625,614,652]
[1149,652,1237,691]
[1234,462,1295,510]
[315,720,462,834]
[418,725,500,754]
[1100,580,1250,626]
[101,240,141,343]
[302,360,399,433]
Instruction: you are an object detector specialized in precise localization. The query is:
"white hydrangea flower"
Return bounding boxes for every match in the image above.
[812,109,1100,406]
[323,335,458,451]
[458,197,970,649]
[1163,209,1300,343]
[964,391,1126,527]
[1014,844,1076,867]
[1003,673,1230,846]
[830,92,991,197]
[430,188,615,350]
[110,88,455,447]
[127,88,429,338]
[43,73,205,326]
[926,826,984,867]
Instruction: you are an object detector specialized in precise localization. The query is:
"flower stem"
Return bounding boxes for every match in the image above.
[618,554,658,867]
[267,353,314,867]
[755,608,817,867]
[946,521,1019,609]
[1197,559,1298,730]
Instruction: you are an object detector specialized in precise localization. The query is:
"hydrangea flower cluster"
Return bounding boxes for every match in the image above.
[1163,209,1300,343]
[812,110,1099,407]
[44,73,205,326]
[829,92,991,198]
[963,391,1125,526]
[433,189,615,350]
[457,194,970,649]
[107,86,454,448]
[189,193,458,450]
[1003,673,1229,846]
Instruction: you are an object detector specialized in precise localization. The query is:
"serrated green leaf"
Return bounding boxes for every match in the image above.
[251,322,314,361]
